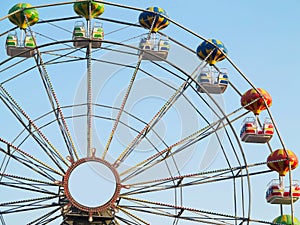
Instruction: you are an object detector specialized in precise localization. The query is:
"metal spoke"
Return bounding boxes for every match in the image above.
[0,182,57,196]
[27,206,63,225]
[0,138,64,178]
[113,50,215,167]
[120,196,243,223]
[116,206,150,225]
[121,169,271,197]
[0,172,59,194]
[0,195,61,214]
[102,16,158,160]
[119,103,251,181]
[25,17,79,161]
[0,85,69,172]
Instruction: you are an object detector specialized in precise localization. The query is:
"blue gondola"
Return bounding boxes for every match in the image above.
[196,68,228,94]
[138,36,169,61]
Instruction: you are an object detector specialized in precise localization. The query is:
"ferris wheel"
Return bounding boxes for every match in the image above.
[0,1,299,225]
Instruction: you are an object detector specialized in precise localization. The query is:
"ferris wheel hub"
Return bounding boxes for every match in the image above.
[63,156,121,213]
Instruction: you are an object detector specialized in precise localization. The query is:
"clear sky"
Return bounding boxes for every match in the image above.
[0,1,300,224]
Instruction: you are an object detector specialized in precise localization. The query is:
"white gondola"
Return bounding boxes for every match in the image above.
[240,117,274,143]
[266,179,300,204]
[138,36,169,61]
[6,31,36,57]
[73,21,104,48]
[91,21,104,48]
[196,68,228,94]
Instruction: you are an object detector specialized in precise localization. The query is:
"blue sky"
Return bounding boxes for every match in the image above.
[0,0,300,224]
